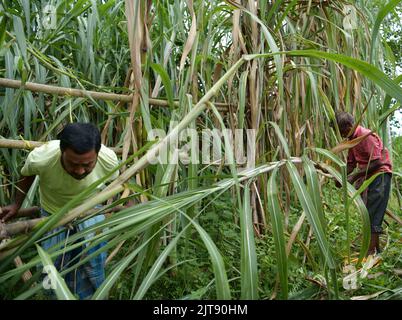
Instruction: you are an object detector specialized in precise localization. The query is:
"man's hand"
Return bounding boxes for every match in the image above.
[0,175,36,223]
[334,180,342,188]
[0,204,20,222]
[348,171,367,186]
[335,176,353,188]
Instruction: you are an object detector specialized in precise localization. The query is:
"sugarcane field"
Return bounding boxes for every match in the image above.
[1,0,402,302]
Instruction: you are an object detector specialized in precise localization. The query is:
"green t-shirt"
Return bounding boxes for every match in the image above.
[21,140,119,214]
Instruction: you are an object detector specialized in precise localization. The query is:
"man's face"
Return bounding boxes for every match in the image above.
[61,148,98,180]
[340,124,353,138]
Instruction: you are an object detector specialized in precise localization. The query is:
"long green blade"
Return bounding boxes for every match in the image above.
[286,161,335,269]
[266,168,288,299]
[36,245,76,300]
[240,184,259,299]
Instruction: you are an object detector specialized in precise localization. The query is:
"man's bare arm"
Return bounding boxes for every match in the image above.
[0,175,36,222]
[348,159,382,184]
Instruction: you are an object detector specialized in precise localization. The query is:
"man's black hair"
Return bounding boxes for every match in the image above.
[58,123,101,154]
[335,111,354,129]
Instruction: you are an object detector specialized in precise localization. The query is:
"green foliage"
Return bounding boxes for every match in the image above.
[0,0,401,301]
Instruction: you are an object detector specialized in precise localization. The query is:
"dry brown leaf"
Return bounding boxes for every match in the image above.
[179,0,197,72]
[330,131,372,154]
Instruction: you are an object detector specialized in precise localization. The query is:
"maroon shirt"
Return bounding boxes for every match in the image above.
[347,126,392,176]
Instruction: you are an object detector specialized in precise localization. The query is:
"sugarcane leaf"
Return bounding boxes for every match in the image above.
[318,163,371,264]
[36,245,76,300]
[370,0,402,64]
[240,184,258,299]
[268,121,291,158]
[267,167,288,299]
[286,161,336,269]
[150,63,175,109]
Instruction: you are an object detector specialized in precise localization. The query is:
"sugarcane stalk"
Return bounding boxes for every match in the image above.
[0,247,17,262]
[14,256,32,282]
[0,77,144,103]
[0,205,128,240]
[15,206,41,218]
[386,209,402,226]
[53,57,247,228]
[0,218,45,240]
[0,57,246,261]
[0,159,299,258]
[0,78,229,111]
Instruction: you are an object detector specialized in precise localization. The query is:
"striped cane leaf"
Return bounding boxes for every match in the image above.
[267,167,288,299]
[286,161,336,269]
[369,0,402,64]
[240,184,258,299]
[36,245,76,300]
[133,228,185,300]
[246,50,402,105]
[285,50,402,105]
[150,63,175,109]
[302,156,326,230]
[268,121,291,158]
[312,148,344,168]
[191,220,231,300]
[318,163,371,264]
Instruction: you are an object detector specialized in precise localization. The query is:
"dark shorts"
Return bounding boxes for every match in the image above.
[366,173,392,233]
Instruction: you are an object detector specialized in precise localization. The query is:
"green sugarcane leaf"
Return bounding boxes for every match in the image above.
[36,245,76,300]
[240,184,258,299]
[191,220,231,299]
[133,228,185,300]
[370,0,402,64]
[246,50,402,105]
[267,167,288,299]
[150,63,175,109]
[302,156,326,230]
[268,121,291,158]
[319,163,371,264]
[286,161,336,269]
[312,148,345,168]
[13,15,27,62]
[0,16,7,49]
[286,50,402,105]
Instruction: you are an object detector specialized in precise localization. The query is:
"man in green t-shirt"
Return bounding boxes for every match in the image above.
[0,123,119,299]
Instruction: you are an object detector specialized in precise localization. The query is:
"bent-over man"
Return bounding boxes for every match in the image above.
[0,123,119,299]
[335,112,392,255]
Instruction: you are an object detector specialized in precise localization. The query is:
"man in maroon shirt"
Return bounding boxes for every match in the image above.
[335,111,392,255]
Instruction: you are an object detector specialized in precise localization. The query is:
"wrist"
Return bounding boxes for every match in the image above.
[11,203,21,211]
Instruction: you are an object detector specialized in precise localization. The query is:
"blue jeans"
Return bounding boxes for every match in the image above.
[40,209,107,299]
